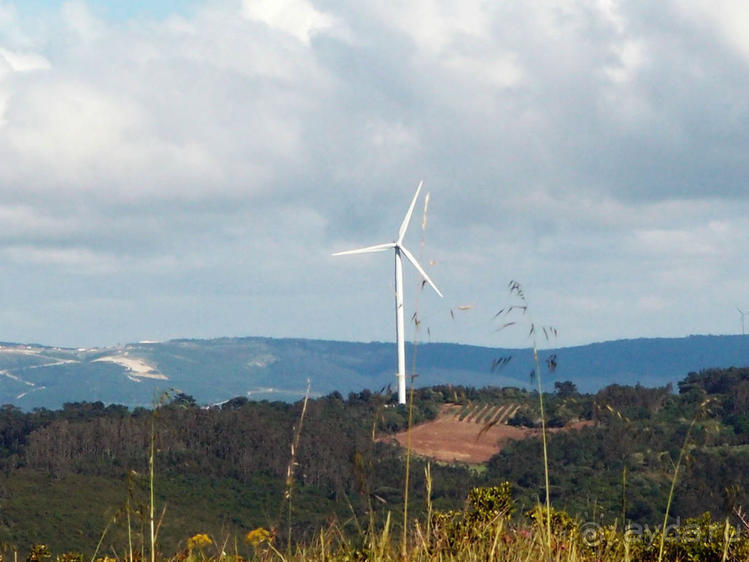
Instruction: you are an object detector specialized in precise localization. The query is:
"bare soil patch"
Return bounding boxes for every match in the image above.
[383,405,592,464]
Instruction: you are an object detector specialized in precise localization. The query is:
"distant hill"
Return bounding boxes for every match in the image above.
[1,334,748,410]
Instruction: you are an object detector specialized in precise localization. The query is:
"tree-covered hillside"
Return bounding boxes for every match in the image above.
[4,334,749,410]
[0,367,747,555]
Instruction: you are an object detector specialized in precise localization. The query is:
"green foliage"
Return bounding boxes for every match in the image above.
[579,512,749,562]
[554,380,578,397]
[429,484,515,553]
[466,483,515,523]
[632,512,749,561]
[25,544,50,562]
[526,504,577,536]
[2,367,749,558]
[56,554,83,562]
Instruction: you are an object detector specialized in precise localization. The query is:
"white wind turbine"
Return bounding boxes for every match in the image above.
[333,181,443,405]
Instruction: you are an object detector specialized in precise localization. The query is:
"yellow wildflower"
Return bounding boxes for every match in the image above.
[187,533,213,550]
[245,527,272,547]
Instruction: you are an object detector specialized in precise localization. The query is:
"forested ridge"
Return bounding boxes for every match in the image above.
[6,335,749,411]
[0,367,747,554]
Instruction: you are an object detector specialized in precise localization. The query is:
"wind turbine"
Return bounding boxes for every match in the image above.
[333,181,443,405]
[738,306,745,336]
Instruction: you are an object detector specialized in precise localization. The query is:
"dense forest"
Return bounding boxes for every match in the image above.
[0,366,747,555]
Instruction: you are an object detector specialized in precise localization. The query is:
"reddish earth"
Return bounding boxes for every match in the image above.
[382,405,593,464]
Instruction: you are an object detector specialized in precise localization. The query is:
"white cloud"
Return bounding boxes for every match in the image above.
[443,51,524,89]
[0,245,116,272]
[0,4,331,200]
[3,80,144,177]
[0,204,76,236]
[374,0,489,54]
[61,0,104,42]
[0,0,746,348]
[240,0,341,44]
[596,0,626,34]
[0,46,51,128]
[604,40,645,83]
[635,295,668,312]
[0,48,51,72]
[631,228,716,258]
[684,0,749,62]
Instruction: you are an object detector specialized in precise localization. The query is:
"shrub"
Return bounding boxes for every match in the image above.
[630,512,749,561]
[430,483,515,552]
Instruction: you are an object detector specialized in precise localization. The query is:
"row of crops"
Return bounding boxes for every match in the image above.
[452,402,519,425]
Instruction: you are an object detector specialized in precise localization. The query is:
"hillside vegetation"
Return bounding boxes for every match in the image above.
[4,334,749,409]
[0,367,747,559]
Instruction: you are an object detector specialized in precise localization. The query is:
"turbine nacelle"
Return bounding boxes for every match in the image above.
[332,182,442,298]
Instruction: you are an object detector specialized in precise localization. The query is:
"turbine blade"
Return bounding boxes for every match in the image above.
[400,245,443,297]
[397,180,424,244]
[332,242,395,256]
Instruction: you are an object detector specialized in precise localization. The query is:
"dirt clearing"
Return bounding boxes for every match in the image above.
[383,405,531,463]
[383,405,592,464]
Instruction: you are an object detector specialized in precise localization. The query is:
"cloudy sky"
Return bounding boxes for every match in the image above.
[0,0,748,349]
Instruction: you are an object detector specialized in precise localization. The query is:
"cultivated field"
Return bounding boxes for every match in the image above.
[386,403,592,463]
[384,403,526,463]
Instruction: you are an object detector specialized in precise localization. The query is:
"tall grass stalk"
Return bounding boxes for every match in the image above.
[126,470,135,562]
[499,281,554,556]
[149,406,157,562]
[489,517,506,561]
[622,465,631,562]
[424,462,432,538]
[621,464,627,526]
[401,374,416,560]
[126,503,132,562]
[90,510,118,562]
[721,516,733,562]
[532,345,552,556]
[400,190,431,560]
[364,394,386,543]
[657,398,711,562]
[146,391,171,562]
[281,379,311,554]
[319,527,326,562]
[378,511,391,560]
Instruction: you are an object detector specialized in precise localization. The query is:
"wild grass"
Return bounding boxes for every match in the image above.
[279,380,311,555]
[494,280,557,557]
[9,386,749,562]
[657,397,713,562]
[15,493,749,561]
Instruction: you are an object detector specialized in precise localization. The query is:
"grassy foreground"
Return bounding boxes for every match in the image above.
[9,483,749,561]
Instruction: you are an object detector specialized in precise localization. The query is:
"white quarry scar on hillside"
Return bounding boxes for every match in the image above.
[93,355,168,381]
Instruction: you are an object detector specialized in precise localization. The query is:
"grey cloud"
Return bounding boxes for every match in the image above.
[0,0,747,349]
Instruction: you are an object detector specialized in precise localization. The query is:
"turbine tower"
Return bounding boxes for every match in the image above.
[333,181,443,405]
